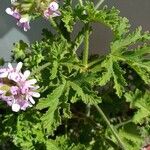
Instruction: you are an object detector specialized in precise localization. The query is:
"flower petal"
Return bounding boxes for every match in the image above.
[23,22,30,31]
[5,8,13,15]
[19,17,29,23]
[16,62,23,72]
[26,79,37,85]
[30,92,40,98]
[0,72,8,78]
[8,72,21,82]
[12,103,20,112]
[28,96,35,104]
[19,101,30,110]
[49,2,59,11]
[8,63,13,70]
[23,70,30,80]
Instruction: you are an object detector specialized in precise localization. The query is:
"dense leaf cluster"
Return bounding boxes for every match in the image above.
[0,0,150,149]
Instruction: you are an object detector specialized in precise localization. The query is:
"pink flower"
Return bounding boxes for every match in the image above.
[17,17,31,32]
[44,1,61,19]
[5,8,21,19]
[0,62,40,112]
[5,8,30,31]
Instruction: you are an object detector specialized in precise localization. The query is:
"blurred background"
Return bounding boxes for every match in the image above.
[0,0,150,61]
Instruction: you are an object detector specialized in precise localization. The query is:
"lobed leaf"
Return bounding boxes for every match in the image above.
[125,89,150,124]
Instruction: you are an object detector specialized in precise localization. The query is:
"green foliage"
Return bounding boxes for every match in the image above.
[36,84,65,134]
[61,6,75,32]
[12,40,28,60]
[92,27,150,97]
[46,136,87,150]
[111,27,150,84]
[2,0,150,149]
[118,123,143,150]
[76,2,130,38]
[125,89,150,124]
[68,80,101,104]
[96,58,127,97]
[1,111,46,149]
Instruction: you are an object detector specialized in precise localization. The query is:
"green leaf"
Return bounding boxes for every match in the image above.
[36,84,66,134]
[3,111,45,150]
[49,135,87,150]
[128,63,150,84]
[61,102,72,118]
[68,81,101,104]
[79,2,130,38]
[36,84,65,110]
[111,27,148,53]
[98,59,112,86]
[61,62,81,73]
[50,61,58,80]
[12,40,28,60]
[41,107,61,134]
[125,89,150,123]
[61,6,75,32]
[110,27,150,85]
[118,123,142,150]
[112,61,127,97]
[46,140,60,150]
[96,57,126,97]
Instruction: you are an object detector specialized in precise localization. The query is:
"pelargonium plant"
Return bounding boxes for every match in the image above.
[0,0,150,150]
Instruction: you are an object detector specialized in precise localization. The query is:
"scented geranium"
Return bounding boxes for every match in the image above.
[0,62,40,112]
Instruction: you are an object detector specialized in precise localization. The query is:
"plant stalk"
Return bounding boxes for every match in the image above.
[82,23,91,116]
[87,56,105,68]
[94,104,126,150]
[95,0,105,9]
[83,24,90,68]
[78,0,83,6]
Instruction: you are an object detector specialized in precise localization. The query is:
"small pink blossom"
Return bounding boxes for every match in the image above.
[17,17,31,31]
[5,8,30,31]
[44,1,61,19]
[0,62,40,112]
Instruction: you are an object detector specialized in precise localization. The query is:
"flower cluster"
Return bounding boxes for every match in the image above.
[5,1,60,31]
[0,62,40,112]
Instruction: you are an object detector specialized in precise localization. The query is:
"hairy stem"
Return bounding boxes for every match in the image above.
[94,104,126,150]
[78,0,83,6]
[82,23,91,116]
[88,56,105,68]
[116,119,132,129]
[83,24,90,67]
[95,0,105,9]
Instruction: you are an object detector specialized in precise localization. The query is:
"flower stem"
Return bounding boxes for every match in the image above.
[83,24,90,68]
[94,104,126,150]
[82,23,91,116]
[95,0,105,9]
[78,0,83,6]
[87,56,105,68]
